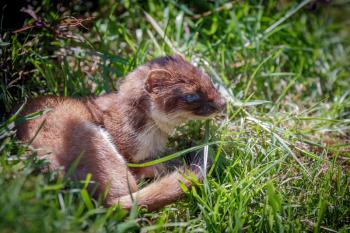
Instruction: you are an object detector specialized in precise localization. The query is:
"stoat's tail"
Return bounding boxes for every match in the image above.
[117,165,203,211]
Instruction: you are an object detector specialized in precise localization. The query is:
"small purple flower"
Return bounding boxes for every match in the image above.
[35,21,45,27]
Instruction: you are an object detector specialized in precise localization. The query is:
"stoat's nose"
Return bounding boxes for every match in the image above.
[215,97,226,112]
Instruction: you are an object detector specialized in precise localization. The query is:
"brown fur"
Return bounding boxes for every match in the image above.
[16,54,225,211]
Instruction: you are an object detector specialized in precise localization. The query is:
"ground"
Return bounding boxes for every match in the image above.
[0,0,349,232]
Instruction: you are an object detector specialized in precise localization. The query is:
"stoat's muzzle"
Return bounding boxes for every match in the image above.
[192,96,225,116]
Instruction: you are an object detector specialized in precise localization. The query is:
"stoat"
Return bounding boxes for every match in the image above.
[16,54,226,211]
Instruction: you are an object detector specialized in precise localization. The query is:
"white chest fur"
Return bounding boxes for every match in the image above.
[133,123,168,162]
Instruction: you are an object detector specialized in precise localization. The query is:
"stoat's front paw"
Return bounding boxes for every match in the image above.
[131,164,166,180]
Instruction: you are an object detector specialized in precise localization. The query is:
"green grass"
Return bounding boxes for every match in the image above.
[1,0,350,232]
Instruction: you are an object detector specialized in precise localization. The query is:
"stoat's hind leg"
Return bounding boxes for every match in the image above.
[67,122,137,206]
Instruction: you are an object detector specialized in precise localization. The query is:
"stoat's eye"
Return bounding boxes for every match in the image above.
[183,93,201,103]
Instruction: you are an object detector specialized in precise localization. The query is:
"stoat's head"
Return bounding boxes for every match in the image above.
[144,55,226,133]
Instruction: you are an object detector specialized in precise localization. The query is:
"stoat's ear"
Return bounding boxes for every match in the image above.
[145,69,174,94]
